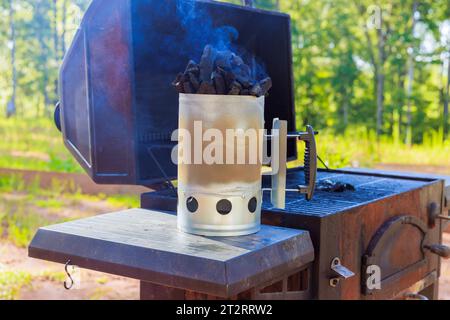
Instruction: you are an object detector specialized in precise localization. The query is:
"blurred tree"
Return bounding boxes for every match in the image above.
[0,0,448,147]
[6,0,17,118]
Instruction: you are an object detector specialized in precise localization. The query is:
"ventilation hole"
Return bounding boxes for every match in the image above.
[287,269,309,292]
[186,197,198,213]
[248,197,258,213]
[260,281,283,294]
[216,199,232,215]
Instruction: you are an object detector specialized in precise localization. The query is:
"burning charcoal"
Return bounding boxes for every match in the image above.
[235,65,252,88]
[173,45,273,97]
[187,72,200,91]
[185,60,199,75]
[183,81,194,94]
[172,73,185,93]
[199,45,217,82]
[212,71,226,95]
[221,68,236,88]
[240,89,250,96]
[215,51,233,70]
[198,81,216,95]
[250,83,263,97]
[259,77,273,96]
[228,81,242,95]
[315,179,355,193]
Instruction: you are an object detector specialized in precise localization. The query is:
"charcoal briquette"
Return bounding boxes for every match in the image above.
[228,81,242,95]
[188,72,200,91]
[183,81,194,94]
[173,45,272,97]
[185,60,199,74]
[172,73,185,93]
[198,81,216,95]
[215,51,233,70]
[212,71,226,95]
[250,84,263,97]
[240,89,250,96]
[259,77,273,96]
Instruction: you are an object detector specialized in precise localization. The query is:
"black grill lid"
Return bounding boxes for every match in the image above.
[59,0,296,188]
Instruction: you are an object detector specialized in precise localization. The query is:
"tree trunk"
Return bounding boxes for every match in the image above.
[342,88,349,127]
[53,0,59,100]
[397,67,406,142]
[7,0,17,118]
[444,52,450,139]
[376,23,385,137]
[405,1,418,145]
[53,0,59,59]
[61,0,67,58]
[36,1,50,117]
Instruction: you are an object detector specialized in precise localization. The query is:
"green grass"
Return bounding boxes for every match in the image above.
[37,271,67,283]
[106,194,140,209]
[0,269,69,300]
[0,117,82,173]
[293,127,450,170]
[1,203,54,248]
[0,173,140,248]
[0,271,32,300]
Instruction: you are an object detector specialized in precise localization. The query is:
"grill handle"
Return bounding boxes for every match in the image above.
[297,125,317,201]
[424,244,450,259]
[265,123,318,207]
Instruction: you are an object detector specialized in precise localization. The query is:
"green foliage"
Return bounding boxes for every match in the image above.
[0,173,25,192]
[0,172,139,248]
[294,126,450,169]
[0,117,82,173]
[106,194,140,209]
[0,271,32,300]
[37,270,66,283]
[3,206,52,247]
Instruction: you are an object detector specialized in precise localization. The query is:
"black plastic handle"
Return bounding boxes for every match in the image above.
[297,125,317,201]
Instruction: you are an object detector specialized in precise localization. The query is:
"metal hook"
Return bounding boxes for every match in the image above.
[64,260,75,290]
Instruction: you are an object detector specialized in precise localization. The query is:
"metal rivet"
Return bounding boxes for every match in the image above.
[329,278,339,287]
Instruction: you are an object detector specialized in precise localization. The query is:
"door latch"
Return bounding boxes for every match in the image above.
[329,257,355,287]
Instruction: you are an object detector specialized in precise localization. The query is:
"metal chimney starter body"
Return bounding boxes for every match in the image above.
[177,94,267,236]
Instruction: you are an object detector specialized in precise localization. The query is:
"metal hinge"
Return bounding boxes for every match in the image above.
[329,257,355,287]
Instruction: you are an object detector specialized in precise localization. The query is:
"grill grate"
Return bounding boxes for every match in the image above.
[261,169,429,217]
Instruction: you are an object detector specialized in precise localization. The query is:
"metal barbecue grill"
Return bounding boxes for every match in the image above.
[263,170,429,216]
[28,0,450,300]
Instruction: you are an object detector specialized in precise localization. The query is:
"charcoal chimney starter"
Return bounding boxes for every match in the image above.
[177,94,280,236]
